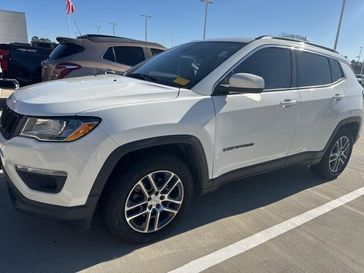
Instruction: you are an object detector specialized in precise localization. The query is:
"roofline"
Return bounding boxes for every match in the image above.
[74,34,166,48]
[255,35,338,54]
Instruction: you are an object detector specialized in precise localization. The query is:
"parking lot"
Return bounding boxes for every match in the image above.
[0,125,362,273]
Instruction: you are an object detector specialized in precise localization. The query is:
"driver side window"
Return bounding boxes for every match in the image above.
[223,47,292,90]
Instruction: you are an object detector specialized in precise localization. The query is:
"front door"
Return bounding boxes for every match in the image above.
[212,46,300,178]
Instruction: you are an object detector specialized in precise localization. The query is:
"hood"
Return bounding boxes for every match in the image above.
[9,75,180,116]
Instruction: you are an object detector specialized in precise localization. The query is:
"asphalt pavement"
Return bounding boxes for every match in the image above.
[0,130,363,273]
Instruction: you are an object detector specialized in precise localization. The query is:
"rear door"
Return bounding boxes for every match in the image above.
[289,50,347,154]
[212,46,300,178]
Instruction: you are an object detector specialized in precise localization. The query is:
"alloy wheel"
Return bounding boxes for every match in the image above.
[329,136,350,173]
[124,170,184,233]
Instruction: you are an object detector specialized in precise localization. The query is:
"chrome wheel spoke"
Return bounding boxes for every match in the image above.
[126,209,147,221]
[162,206,178,215]
[333,160,339,172]
[339,137,343,150]
[126,201,147,212]
[338,157,345,165]
[147,174,158,193]
[329,157,337,163]
[334,142,340,152]
[164,197,182,205]
[166,179,182,196]
[341,140,350,153]
[137,181,149,197]
[144,211,152,232]
[160,173,175,192]
[153,210,160,231]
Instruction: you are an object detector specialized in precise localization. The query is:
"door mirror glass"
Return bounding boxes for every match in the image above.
[226,73,265,93]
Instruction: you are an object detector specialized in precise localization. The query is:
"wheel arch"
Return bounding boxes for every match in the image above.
[88,135,210,200]
[323,116,362,154]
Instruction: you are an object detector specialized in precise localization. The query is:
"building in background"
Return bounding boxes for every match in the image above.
[0,10,28,44]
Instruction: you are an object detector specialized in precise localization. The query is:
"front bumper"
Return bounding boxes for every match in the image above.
[0,126,117,207]
[5,170,98,228]
[0,120,118,226]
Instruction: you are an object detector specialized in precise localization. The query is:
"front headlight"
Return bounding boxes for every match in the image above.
[20,117,101,142]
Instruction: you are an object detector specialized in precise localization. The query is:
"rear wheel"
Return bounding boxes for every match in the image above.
[311,128,353,180]
[102,154,193,244]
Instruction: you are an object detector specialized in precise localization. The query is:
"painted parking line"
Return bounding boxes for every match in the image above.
[169,186,364,273]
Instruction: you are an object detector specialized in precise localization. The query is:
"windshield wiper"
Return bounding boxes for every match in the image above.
[127,73,158,83]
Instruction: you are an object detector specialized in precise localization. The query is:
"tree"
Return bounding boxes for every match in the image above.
[39,38,52,43]
[31,36,39,43]
[31,36,52,43]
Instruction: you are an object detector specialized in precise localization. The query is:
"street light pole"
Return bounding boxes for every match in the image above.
[334,0,346,50]
[141,15,151,41]
[357,47,363,63]
[95,25,102,34]
[110,22,118,36]
[201,0,213,40]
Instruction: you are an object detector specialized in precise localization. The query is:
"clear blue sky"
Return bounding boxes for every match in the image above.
[1,0,363,61]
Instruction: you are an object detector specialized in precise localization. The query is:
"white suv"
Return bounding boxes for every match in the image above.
[1,36,362,243]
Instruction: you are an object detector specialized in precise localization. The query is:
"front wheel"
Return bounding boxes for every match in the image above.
[102,154,193,244]
[311,128,353,180]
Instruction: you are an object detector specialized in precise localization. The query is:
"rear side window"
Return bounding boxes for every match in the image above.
[103,47,115,62]
[151,48,164,56]
[296,51,331,87]
[330,59,344,82]
[114,46,145,66]
[48,43,84,60]
[231,47,292,89]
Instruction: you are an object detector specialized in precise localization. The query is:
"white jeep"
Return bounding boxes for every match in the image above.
[0,36,362,243]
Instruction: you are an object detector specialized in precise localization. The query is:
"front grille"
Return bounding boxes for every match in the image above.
[0,106,26,139]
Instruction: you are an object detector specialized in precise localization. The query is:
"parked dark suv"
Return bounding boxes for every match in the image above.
[41,34,166,81]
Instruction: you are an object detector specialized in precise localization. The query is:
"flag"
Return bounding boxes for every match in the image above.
[66,0,76,15]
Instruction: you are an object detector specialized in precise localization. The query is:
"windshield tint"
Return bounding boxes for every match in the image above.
[126,41,246,89]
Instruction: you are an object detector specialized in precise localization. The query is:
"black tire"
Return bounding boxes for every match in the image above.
[102,154,194,244]
[311,128,353,180]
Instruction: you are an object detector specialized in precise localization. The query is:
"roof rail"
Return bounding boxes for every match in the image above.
[255,35,338,54]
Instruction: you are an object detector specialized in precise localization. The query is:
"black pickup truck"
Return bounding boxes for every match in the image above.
[0,43,54,86]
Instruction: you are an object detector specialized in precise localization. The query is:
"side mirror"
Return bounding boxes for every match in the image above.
[227,73,265,94]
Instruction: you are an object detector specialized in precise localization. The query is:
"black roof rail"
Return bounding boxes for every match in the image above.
[255,35,338,54]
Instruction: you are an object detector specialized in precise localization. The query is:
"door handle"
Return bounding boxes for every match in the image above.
[279,99,297,108]
[333,94,345,101]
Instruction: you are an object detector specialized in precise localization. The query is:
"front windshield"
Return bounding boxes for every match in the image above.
[126,41,246,89]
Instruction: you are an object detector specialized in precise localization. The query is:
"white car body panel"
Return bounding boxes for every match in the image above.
[212,90,300,177]
[10,74,179,115]
[289,81,348,154]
